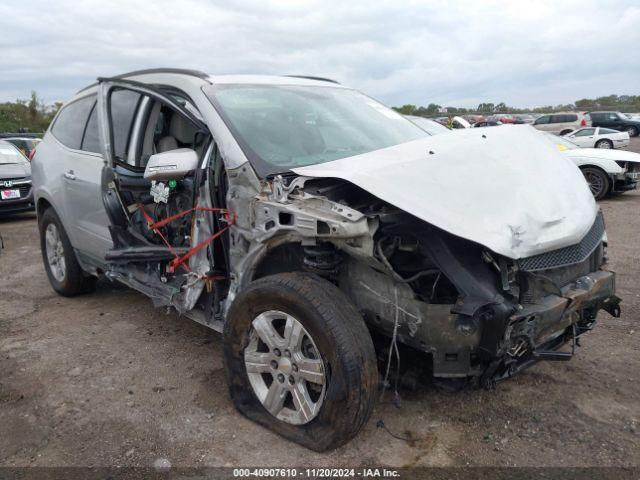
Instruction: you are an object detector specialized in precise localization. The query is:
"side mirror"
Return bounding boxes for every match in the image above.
[144,148,199,181]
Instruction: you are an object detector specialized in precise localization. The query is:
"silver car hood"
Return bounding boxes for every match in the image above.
[293,125,598,259]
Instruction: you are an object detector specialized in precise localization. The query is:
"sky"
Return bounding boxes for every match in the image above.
[1,0,639,109]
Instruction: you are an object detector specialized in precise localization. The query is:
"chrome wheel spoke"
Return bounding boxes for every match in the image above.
[296,357,325,385]
[284,316,304,351]
[244,351,273,374]
[263,381,288,417]
[291,382,315,423]
[252,312,283,350]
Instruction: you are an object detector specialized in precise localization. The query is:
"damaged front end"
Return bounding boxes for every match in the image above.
[236,173,621,387]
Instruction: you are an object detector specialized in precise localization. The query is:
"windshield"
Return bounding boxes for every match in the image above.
[205,84,428,176]
[542,132,579,150]
[405,115,450,135]
[0,144,28,164]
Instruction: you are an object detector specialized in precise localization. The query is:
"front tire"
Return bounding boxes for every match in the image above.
[595,139,613,149]
[581,167,610,200]
[223,273,378,451]
[560,129,573,136]
[39,208,97,296]
[626,126,638,137]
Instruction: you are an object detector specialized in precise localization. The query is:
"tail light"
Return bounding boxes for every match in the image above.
[580,118,587,127]
[28,149,36,161]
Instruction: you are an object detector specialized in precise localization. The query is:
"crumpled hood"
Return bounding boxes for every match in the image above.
[566,147,640,164]
[0,162,31,179]
[293,125,598,259]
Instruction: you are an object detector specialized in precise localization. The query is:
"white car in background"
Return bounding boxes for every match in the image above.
[563,127,630,149]
[544,133,639,199]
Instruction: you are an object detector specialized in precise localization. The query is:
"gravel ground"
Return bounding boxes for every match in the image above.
[1,138,639,468]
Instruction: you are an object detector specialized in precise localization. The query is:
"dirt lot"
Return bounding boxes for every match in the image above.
[1,139,639,468]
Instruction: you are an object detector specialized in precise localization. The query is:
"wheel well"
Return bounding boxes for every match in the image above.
[251,242,305,281]
[36,198,53,218]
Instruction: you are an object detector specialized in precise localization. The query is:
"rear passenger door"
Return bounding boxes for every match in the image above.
[67,95,135,263]
[49,94,112,263]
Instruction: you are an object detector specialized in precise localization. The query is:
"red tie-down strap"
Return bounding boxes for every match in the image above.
[138,204,236,275]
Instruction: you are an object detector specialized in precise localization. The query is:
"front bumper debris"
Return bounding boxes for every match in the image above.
[489,269,620,384]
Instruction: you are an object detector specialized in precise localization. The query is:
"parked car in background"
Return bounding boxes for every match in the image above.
[589,111,640,137]
[493,114,515,124]
[474,120,502,128]
[405,115,451,135]
[533,112,590,135]
[542,132,638,199]
[0,140,34,215]
[514,114,535,124]
[462,114,484,125]
[3,137,41,160]
[563,127,629,149]
[451,116,471,129]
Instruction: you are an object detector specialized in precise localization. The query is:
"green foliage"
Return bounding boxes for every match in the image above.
[397,94,640,116]
[0,91,60,134]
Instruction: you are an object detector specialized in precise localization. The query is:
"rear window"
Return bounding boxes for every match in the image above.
[51,95,95,150]
[0,144,28,164]
[599,128,618,134]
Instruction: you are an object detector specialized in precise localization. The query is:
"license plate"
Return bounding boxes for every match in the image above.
[1,189,20,200]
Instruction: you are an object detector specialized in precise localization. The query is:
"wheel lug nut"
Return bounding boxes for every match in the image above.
[277,373,285,383]
[270,360,278,369]
[273,348,281,357]
[289,375,295,384]
[292,364,298,372]
[284,349,291,358]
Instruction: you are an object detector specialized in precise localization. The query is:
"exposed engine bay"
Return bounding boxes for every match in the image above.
[103,146,622,388]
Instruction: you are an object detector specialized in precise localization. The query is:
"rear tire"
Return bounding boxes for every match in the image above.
[581,167,610,200]
[39,208,97,296]
[595,139,613,149]
[223,272,378,451]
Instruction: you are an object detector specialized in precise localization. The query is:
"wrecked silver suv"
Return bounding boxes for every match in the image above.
[32,69,621,451]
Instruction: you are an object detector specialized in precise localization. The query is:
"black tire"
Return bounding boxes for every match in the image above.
[581,167,610,200]
[626,126,638,137]
[595,139,613,149]
[560,129,573,136]
[39,207,97,296]
[223,272,378,451]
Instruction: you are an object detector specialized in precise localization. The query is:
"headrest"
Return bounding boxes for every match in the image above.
[169,114,196,144]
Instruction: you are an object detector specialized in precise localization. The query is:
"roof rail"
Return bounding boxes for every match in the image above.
[77,68,210,93]
[283,75,340,84]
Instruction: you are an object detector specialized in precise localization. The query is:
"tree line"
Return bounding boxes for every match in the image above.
[2,91,639,133]
[0,92,61,134]
[394,94,640,116]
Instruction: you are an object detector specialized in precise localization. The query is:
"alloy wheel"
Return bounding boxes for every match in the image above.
[584,170,605,198]
[244,310,326,425]
[45,223,66,282]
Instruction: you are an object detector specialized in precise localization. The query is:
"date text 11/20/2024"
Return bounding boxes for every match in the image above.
[232,468,401,478]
